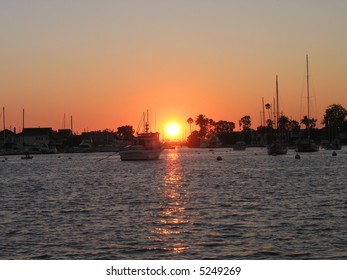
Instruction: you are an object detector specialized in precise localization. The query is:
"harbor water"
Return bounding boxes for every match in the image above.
[1,147,346,259]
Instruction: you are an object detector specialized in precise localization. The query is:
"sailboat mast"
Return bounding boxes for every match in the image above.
[22,109,25,132]
[306,54,310,121]
[147,109,150,132]
[3,107,5,130]
[3,107,5,146]
[276,75,279,129]
[70,115,73,134]
[22,109,25,150]
[306,54,311,139]
[273,97,276,127]
[262,97,265,126]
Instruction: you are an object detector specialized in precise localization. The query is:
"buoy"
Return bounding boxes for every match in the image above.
[295,153,301,159]
[216,156,222,161]
[332,151,337,156]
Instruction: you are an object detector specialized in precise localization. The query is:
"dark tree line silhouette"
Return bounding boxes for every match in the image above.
[186,104,347,148]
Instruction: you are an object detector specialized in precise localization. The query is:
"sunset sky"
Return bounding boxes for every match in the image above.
[1,0,346,137]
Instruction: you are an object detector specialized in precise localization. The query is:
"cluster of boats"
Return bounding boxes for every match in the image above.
[2,132,341,162]
[267,55,321,155]
[3,53,342,162]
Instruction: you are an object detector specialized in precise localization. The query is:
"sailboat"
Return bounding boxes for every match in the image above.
[295,55,319,152]
[267,75,288,155]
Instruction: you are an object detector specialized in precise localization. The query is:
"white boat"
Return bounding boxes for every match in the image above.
[73,137,96,153]
[119,111,163,161]
[24,143,57,154]
[267,75,288,155]
[295,55,319,153]
[119,132,163,161]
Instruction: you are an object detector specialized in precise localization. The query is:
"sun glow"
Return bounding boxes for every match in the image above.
[166,123,180,139]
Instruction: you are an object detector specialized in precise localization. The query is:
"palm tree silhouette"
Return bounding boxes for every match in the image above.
[265,103,271,121]
[187,117,193,134]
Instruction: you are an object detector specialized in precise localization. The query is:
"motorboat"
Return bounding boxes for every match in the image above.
[73,138,96,153]
[119,132,163,161]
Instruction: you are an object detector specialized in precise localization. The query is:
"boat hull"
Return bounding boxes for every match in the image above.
[295,139,319,152]
[119,149,162,161]
[267,143,288,155]
[233,141,246,151]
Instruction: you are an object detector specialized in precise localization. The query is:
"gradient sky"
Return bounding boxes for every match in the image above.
[1,0,346,136]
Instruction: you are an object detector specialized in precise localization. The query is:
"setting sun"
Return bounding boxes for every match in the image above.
[166,123,180,139]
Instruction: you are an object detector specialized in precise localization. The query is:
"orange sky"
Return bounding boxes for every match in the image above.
[1,1,346,137]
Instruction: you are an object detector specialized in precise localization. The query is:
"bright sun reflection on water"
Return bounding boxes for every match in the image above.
[151,149,190,255]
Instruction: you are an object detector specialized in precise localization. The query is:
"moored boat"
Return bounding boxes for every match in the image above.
[295,138,319,152]
[73,137,96,153]
[21,153,33,160]
[267,141,288,155]
[321,139,341,150]
[119,110,163,161]
[295,55,319,153]
[119,132,163,161]
[233,141,246,151]
[267,75,288,155]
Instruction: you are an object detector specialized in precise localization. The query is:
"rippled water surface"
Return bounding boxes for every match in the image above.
[1,147,346,259]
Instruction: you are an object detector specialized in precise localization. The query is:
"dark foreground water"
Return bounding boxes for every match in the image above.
[1,147,346,259]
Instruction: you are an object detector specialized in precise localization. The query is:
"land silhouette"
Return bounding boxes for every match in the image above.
[0,104,346,153]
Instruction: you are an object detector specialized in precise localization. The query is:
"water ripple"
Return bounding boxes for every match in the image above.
[1,148,346,259]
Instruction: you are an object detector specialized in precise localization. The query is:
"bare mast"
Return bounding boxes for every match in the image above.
[306,54,311,139]
[2,107,5,146]
[22,109,25,151]
[262,97,266,127]
[70,115,73,134]
[306,54,310,121]
[276,75,279,129]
